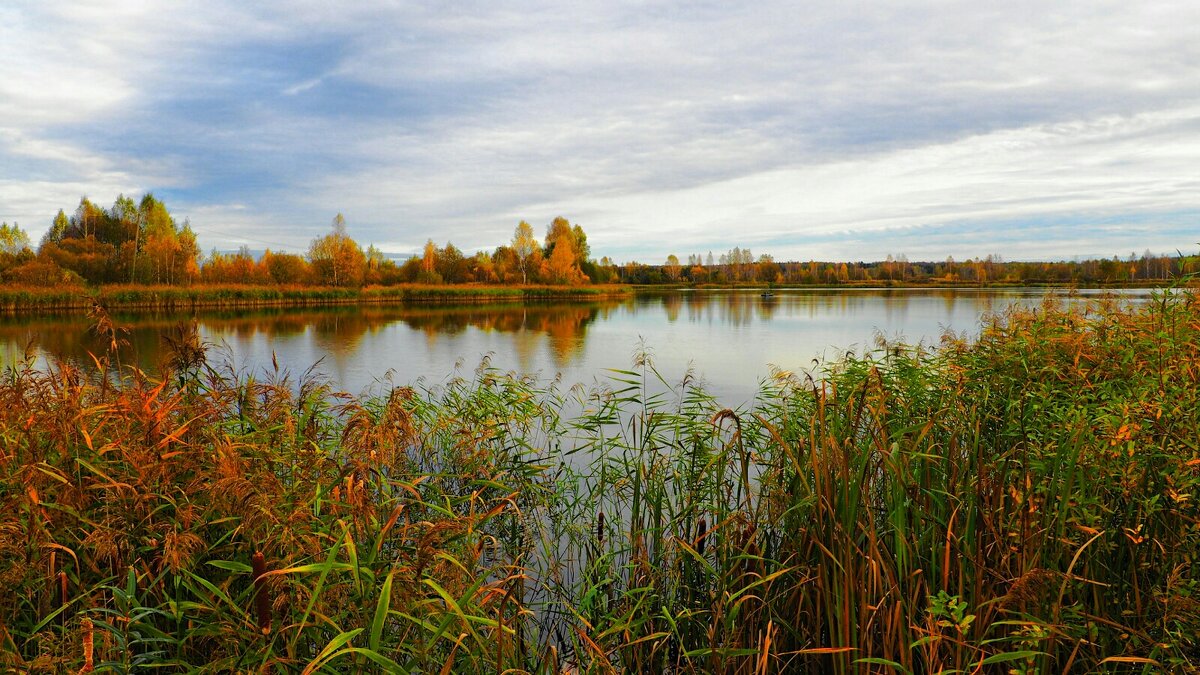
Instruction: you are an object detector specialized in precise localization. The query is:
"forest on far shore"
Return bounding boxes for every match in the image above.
[0,194,1195,289]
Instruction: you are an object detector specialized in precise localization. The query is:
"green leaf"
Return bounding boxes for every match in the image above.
[301,628,363,675]
[206,560,253,574]
[370,569,397,652]
[980,650,1046,665]
[340,647,413,673]
[854,656,910,673]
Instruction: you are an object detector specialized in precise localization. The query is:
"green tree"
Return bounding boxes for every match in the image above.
[571,224,590,261]
[0,222,31,256]
[40,210,70,249]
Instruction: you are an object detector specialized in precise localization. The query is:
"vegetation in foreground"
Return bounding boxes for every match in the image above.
[1,288,1198,672]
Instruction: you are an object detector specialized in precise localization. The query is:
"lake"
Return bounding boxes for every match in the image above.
[0,287,1157,404]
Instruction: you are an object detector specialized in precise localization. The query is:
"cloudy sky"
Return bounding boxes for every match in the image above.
[1,1,1197,263]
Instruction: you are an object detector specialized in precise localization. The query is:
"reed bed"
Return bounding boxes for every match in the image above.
[0,284,630,312]
[0,288,1197,672]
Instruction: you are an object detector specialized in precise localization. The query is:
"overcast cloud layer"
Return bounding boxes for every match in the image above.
[1,1,1197,262]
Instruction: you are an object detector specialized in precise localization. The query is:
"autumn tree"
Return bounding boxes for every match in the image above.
[543,241,587,285]
[473,250,498,283]
[757,254,781,284]
[140,197,198,285]
[594,256,619,283]
[262,249,310,284]
[544,217,569,255]
[34,193,199,285]
[664,254,682,281]
[414,239,444,283]
[437,242,467,283]
[541,217,588,285]
[308,213,366,286]
[41,210,70,248]
[0,222,31,256]
[202,246,263,284]
[0,222,35,281]
[512,221,537,284]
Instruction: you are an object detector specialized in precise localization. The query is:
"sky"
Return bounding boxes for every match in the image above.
[1,1,1197,264]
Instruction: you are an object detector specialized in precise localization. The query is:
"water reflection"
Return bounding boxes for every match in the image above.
[0,288,1157,402]
[1,302,608,375]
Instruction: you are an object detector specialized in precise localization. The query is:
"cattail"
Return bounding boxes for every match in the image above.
[741,523,757,549]
[696,517,708,556]
[59,571,68,627]
[78,617,94,673]
[251,552,270,634]
[596,511,605,546]
[48,551,57,613]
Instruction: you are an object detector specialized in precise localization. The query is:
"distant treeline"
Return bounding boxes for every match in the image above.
[638,249,1197,285]
[0,194,1194,289]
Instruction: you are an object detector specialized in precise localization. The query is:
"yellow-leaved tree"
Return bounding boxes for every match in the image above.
[308,213,366,286]
[512,221,537,284]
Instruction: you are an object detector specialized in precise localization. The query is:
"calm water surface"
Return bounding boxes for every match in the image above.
[0,288,1155,404]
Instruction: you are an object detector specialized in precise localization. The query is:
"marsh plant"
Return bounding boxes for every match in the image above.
[1,288,1198,672]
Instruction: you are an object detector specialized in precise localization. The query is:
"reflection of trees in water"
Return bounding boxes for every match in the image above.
[197,303,606,371]
[756,295,778,320]
[881,289,912,322]
[654,289,945,326]
[0,318,163,373]
[399,304,601,369]
[0,302,609,374]
[661,294,682,323]
[309,313,370,356]
[718,294,755,327]
[539,307,594,367]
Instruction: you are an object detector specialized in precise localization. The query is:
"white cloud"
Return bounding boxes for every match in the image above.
[2,1,1198,259]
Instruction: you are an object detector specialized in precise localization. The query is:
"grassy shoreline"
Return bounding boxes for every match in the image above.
[0,283,632,312]
[638,279,1177,291]
[0,279,1171,313]
[1,288,1198,671]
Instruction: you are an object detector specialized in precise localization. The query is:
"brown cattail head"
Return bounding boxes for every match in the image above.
[47,551,57,604]
[78,617,94,673]
[596,511,605,546]
[696,517,708,557]
[741,523,757,549]
[251,551,271,634]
